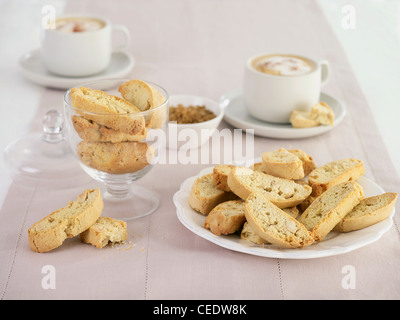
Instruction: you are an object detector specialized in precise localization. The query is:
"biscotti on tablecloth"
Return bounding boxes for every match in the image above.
[28,189,131,252]
[80,217,127,248]
[28,189,103,253]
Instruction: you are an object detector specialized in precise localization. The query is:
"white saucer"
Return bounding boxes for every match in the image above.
[221,91,346,139]
[19,49,135,90]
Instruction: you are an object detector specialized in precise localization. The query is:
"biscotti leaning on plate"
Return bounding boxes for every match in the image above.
[334,192,397,232]
[298,181,364,242]
[28,189,127,253]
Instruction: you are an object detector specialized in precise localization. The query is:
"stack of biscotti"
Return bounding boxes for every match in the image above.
[71,79,167,174]
[28,189,127,252]
[189,148,397,249]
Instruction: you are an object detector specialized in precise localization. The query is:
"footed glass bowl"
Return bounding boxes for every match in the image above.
[63,79,169,220]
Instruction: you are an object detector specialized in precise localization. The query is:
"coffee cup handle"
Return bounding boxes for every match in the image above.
[320,60,331,86]
[111,25,131,52]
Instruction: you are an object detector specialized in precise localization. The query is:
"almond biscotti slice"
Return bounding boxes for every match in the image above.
[290,110,320,128]
[72,115,147,143]
[204,200,246,236]
[189,173,238,215]
[241,206,300,245]
[310,102,334,126]
[241,222,269,245]
[244,192,314,249]
[334,192,397,232]
[298,182,364,241]
[28,189,103,253]
[227,167,312,208]
[308,158,365,196]
[262,148,304,180]
[80,217,127,248]
[77,141,155,174]
[71,87,145,135]
[119,79,168,129]
[119,79,155,111]
[212,164,236,192]
[287,149,317,176]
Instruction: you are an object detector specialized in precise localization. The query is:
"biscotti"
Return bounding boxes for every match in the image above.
[308,158,365,196]
[72,115,147,143]
[241,222,269,245]
[227,167,312,208]
[310,102,334,126]
[189,173,238,215]
[78,141,155,174]
[71,87,145,135]
[290,110,320,128]
[290,102,335,128]
[118,79,155,111]
[119,79,167,129]
[298,182,364,241]
[334,192,397,232]
[287,149,316,176]
[213,164,235,192]
[261,148,305,180]
[80,217,127,248]
[244,192,314,248]
[28,189,103,253]
[241,206,300,245]
[204,200,246,235]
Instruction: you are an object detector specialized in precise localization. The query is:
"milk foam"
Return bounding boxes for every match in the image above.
[56,18,104,33]
[255,55,312,76]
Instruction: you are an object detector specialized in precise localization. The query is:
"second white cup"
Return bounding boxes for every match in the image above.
[243,53,331,124]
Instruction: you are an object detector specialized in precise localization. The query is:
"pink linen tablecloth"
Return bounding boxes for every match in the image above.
[1,0,399,300]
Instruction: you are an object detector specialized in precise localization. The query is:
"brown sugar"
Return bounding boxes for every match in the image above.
[169,104,216,124]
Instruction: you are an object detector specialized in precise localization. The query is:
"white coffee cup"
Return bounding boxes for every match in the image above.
[243,53,331,123]
[41,15,131,77]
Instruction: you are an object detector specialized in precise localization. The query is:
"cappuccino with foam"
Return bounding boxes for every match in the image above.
[251,54,314,76]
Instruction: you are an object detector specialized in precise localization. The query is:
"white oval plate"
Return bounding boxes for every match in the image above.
[173,164,394,259]
[19,49,135,90]
[221,90,346,139]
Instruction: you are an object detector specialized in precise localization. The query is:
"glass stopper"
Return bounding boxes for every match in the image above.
[41,110,65,143]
